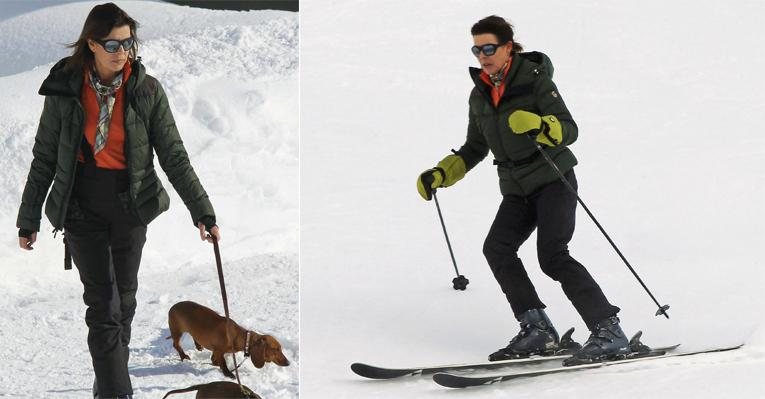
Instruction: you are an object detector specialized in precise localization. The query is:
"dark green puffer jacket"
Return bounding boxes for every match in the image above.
[457,51,578,196]
[16,57,214,232]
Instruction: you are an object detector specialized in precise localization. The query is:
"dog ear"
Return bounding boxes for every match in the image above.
[250,336,266,368]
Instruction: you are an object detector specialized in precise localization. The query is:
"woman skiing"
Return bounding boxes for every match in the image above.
[416,15,629,364]
[15,3,220,398]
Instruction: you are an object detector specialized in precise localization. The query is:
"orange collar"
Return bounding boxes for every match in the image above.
[479,58,512,107]
[479,58,512,87]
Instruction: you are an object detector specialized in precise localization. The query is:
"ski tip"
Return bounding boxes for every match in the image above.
[433,372,501,388]
[351,362,421,379]
[350,363,377,378]
[432,372,466,388]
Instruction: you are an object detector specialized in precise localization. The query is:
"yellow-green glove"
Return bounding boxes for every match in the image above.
[508,110,563,147]
[417,154,466,200]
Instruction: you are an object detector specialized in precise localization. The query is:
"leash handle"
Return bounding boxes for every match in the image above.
[211,234,250,395]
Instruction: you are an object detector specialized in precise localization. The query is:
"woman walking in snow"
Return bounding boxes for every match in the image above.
[416,15,630,364]
[15,3,220,398]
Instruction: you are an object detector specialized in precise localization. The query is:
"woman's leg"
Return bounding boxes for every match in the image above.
[109,215,147,353]
[65,206,133,398]
[482,194,540,316]
[534,170,620,329]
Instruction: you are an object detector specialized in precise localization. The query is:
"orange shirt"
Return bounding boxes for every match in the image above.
[79,62,132,170]
[479,58,512,107]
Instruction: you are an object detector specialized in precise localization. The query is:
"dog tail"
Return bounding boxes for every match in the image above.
[165,335,171,339]
[162,385,203,398]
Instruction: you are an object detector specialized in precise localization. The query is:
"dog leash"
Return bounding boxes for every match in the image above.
[210,234,253,398]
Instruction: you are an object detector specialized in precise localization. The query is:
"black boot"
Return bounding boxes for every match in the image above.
[564,316,630,365]
[489,309,559,361]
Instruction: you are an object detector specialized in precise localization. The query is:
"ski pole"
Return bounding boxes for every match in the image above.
[526,135,670,319]
[432,190,469,290]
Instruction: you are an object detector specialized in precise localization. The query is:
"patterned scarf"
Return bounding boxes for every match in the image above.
[88,69,124,154]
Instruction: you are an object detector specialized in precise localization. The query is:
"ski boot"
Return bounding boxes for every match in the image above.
[489,308,560,361]
[563,315,630,366]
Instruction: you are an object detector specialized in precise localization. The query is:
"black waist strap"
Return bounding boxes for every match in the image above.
[493,151,541,168]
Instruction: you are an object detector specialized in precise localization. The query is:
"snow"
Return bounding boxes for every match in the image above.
[0,1,297,398]
[300,0,765,398]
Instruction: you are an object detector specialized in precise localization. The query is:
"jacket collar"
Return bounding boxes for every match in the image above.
[467,51,555,104]
[469,55,524,103]
[38,57,146,98]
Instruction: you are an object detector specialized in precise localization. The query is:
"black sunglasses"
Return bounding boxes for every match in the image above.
[94,37,135,53]
[471,42,506,57]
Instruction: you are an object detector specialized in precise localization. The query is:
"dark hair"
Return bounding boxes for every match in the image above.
[65,3,139,71]
[471,15,523,54]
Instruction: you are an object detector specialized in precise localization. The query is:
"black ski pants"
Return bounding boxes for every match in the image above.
[64,165,147,398]
[482,169,620,330]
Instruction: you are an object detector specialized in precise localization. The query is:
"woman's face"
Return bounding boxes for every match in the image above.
[472,33,512,76]
[87,25,132,78]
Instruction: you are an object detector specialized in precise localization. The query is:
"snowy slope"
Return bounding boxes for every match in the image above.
[0,1,298,398]
[300,1,765,398]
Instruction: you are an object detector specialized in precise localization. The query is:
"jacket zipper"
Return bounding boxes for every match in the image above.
[123,78,140,223]
[55,99,85,231]
[476,79,528,198]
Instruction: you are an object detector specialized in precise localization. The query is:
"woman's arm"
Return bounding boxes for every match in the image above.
[534,75,578,146]
[455,95,490,171]
[16,96,61,234]
[147,80,216,228]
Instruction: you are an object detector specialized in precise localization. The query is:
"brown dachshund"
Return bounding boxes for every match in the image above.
[163,381,261,398]
[167,300,290,378]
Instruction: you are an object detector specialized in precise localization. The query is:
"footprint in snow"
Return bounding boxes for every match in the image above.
[192,98,229,135]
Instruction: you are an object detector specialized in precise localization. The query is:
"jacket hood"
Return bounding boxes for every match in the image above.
[38,57,146,97]
[517,51,554,79]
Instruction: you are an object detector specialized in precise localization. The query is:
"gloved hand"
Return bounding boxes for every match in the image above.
[417,154,466,200]
[508,110,563,147]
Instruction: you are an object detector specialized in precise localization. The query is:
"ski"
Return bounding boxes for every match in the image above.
[351,327,583,379]
[432,344,742,389]
[350,328,679,380]
[352,354,566,380]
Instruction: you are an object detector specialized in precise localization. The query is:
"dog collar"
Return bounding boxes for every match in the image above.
[244,330,251,357]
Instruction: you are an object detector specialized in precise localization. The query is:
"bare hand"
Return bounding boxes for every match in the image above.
[19,232,37,251]
[198,222,221,244]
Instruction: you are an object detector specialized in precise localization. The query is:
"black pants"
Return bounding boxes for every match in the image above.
[64,165,147,397]
[482,170,619,330]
